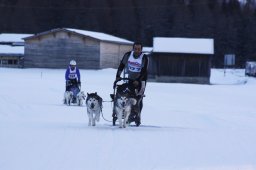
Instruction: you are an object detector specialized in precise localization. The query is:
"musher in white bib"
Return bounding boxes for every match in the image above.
[114,42,149,126]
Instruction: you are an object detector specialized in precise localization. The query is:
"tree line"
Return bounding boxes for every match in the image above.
[0,0,255,67]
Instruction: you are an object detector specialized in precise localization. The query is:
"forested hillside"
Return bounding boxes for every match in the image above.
[0,0,256,67]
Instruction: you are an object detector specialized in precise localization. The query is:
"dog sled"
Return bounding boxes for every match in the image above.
[110,78,143,127]
[64,81,85,106]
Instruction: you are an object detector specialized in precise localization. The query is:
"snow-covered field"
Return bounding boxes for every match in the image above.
[0,68,255,170]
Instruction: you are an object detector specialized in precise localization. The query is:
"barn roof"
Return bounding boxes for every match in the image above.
[153,37,214,55]
[0,33,32,43]
[23,28,133,45]
[66,28,133,44]
[0,45,24,55]
[142,47,153,53]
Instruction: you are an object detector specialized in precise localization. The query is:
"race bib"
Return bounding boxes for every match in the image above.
[127,52,143,73]
[68,67,77,79]
[68,74,77,79]
[128,61,142,72]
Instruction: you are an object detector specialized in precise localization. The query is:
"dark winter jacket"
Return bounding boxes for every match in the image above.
[116,51,149,81]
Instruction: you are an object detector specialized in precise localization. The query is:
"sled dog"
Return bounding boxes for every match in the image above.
[86,92,103,126]
[64,91,73,105]
[114,93,137,128]
[77,91,86,106]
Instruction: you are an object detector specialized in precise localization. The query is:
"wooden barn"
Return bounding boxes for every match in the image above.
[23,28,133,69]
[148,37,214,84]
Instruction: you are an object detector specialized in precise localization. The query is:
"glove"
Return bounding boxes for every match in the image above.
[66,80,71,86]
[133,80,139,87]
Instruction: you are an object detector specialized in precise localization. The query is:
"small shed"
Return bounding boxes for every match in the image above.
[0,33,32,68]
[149,37,214,84]
[0,45,24,68]
[23,28,133,69]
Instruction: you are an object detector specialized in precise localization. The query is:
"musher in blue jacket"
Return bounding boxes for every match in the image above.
[65,60,81,91]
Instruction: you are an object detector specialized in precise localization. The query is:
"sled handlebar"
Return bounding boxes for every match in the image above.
[113,78,134,89]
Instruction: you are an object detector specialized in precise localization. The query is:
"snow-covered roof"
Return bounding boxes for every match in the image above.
[24,28,133,45]
[66,28,133,44]
[142,47,153,53]
[0,45,24,54]
[0,33,32,43]
[153,37,214,55]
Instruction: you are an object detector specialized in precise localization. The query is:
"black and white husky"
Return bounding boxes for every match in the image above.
[86,92,103,126]
[114,93,137,128]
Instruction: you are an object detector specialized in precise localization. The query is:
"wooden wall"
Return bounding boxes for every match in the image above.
[149,53,212,84]
[24,31,100,69]
[100,42,132,68]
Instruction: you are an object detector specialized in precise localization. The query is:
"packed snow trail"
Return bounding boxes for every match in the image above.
[0,68,256,170]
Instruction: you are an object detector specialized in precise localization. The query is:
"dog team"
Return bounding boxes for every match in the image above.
[63,42,148,128]
[64,89,139,128]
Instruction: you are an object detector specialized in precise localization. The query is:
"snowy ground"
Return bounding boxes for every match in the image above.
[0,68,256,170]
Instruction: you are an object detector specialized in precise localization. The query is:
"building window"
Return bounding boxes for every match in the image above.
[8,60,13,64]
[2,60,8,65]
[0,59,18,65]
